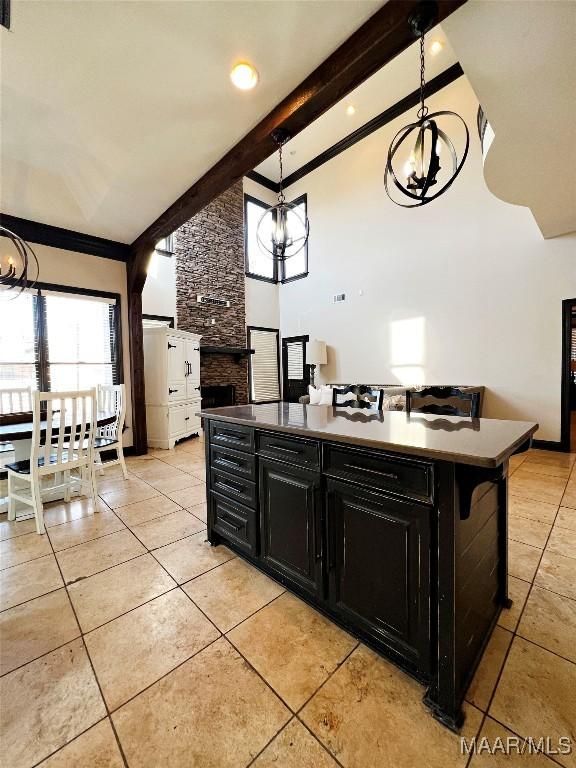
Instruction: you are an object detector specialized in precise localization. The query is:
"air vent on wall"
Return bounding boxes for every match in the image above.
[333,293,346,303]
[197,295,231,308]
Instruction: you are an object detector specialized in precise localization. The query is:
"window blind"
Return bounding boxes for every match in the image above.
[286,341,304,380]
[249,328,280,403]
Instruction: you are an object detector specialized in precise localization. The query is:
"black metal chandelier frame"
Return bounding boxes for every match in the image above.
[384,2,469,208]
[256,129,310,262]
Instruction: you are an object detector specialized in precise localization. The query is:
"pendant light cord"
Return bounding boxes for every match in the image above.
[277,140,286,203]
[417,32,428,120]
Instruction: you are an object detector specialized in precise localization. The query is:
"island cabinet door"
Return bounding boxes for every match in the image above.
[326,480,431,674]
[259,458,322,599]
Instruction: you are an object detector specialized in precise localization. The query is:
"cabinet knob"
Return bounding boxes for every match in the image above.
[169,388,178,394]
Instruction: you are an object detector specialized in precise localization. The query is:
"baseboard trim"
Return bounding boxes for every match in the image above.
[531,439,565,452]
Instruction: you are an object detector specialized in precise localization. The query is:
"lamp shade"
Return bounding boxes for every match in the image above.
[306,340,327,365]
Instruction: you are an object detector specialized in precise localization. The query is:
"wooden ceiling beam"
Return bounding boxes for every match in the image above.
[128,0,467,291]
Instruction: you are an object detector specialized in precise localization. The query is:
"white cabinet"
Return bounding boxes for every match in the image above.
[143,327,203,449]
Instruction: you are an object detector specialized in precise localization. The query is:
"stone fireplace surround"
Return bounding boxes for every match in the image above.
[174,179,249,405]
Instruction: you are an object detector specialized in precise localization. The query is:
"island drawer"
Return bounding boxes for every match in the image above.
[210,491,257,556]
[211,444,256,482]
[210,467,257,509]
[210,421,254,454]
[323,444,433,504]
[257,431,319,469]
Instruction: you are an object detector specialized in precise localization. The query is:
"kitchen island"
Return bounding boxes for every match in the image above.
[198,402,538,731]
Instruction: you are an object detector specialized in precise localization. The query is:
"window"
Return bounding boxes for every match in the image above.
[0,292,38,389]
[244,193,309,284]
[0,285,121,392]
[281,195,308,283]
[245,195,275,281]
[155,233,175,255]
[247,327,280,403]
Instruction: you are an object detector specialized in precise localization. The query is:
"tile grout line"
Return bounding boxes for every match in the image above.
[4,444,573,766]
[43,510,131,768]
[465,490,566,768]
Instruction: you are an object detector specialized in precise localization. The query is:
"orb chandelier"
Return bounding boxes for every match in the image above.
[384,2,469,207]
[0,225,40,298]
[256,129,309,262]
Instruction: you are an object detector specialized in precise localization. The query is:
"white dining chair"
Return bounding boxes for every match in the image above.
[94,383,128,480]
[0,387,33,415]
[6,389,99,534]
[0,387,33,513]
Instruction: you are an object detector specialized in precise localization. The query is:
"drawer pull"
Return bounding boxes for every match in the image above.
[219,457,242,469]
[185,417,190,421]
[343,463,399,481]
[218,479,245,494]
[169,388,178,395]
[221,429,245,439]
[220,513,243,532]
[270,444,302,455]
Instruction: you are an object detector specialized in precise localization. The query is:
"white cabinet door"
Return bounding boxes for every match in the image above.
[185,339,201,399]
[186,402,202,434]
[168,405,187,438]
[187,379,201,400]
[167,336,186,401]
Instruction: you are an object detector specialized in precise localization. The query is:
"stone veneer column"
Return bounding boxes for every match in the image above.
[175,179,249,404]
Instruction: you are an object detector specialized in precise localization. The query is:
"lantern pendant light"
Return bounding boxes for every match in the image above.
[384,1,469,207]
[256,129,309,262]
[0,226,40,299]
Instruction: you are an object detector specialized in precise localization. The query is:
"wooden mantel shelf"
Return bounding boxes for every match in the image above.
[200,346,255,363]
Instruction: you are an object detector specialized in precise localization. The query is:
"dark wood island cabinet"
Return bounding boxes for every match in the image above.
[198,403,537,731]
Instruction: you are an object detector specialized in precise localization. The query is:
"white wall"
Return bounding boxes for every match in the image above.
[24,244,134,446]
[142,251,177,323]
[243,177,280,330]
[279,77,576,441]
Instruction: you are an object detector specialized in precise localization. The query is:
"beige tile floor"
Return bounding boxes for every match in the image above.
[0,438,575,767]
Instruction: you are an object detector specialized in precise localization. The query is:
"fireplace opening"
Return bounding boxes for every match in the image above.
[201,385,236,410]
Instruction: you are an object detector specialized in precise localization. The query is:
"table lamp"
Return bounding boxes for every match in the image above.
[306,340,327,387]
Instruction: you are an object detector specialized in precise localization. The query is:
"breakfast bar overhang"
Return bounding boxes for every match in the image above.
[199,403,538,731]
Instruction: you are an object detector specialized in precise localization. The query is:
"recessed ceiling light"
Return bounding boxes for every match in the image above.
[346,105,356,116]
[230,61,259,90]
[430,40,444,55]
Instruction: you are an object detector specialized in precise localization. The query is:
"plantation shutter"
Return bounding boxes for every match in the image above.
[249,328,280,403]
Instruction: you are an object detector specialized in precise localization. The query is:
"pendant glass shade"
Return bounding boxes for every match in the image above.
[256,200,309,261]
[0,226,40,298]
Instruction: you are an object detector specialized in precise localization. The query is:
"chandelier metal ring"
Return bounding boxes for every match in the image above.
[385,110,469,207]
[384,2,470,208]
[0,225,40,298]
[256,129,310,262]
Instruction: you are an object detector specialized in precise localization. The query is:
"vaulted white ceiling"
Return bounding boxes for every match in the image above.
[255,24,458,182]
[0,0,381,243]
